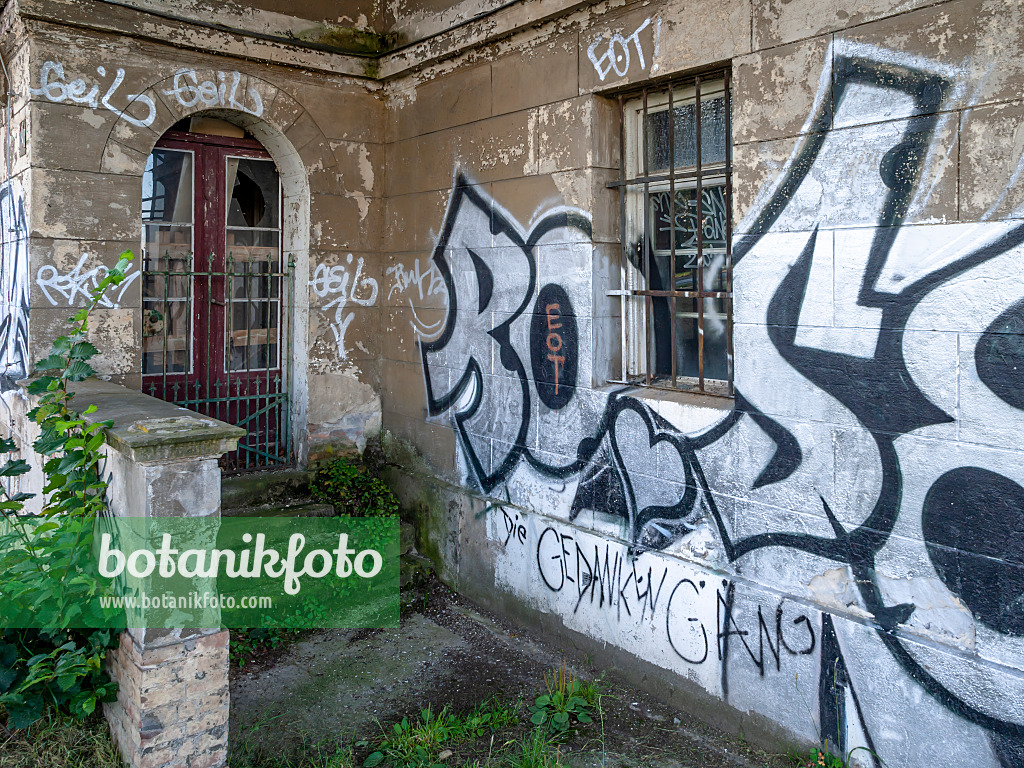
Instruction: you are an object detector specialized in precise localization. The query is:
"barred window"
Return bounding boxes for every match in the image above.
[610,72,733,396]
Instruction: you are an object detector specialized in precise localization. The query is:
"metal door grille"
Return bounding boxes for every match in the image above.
[142,251,294,473]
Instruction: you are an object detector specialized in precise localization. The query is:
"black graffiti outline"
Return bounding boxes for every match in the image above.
[819,614,883,768]
[542,391,800,548]
[420,174,592,493]
[666,577,710,664]
[721,53,1024,748]
[423,177,800,532]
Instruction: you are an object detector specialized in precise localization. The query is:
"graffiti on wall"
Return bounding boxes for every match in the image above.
[386,257,446,336]
[30,61,157,127]
[30,62,263,127]
[0,181,28,390]
[161,69,263,117]
[420,180,590,491]
[420,44,1024,768]
[310,256,378,360]
[587,17,661,82]
[37,254,140,309]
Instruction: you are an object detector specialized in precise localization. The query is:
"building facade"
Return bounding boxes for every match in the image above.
[2,0,1023,764]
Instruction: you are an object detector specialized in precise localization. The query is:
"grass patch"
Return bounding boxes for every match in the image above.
[355,666,602,767]
[504,729,566,768]
[361,696,520,767]
[0,711,122,768]
[230,720,356,768]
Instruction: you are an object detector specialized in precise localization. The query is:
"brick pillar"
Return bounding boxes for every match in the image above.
[67,379,244,768]
[105,629,230,768]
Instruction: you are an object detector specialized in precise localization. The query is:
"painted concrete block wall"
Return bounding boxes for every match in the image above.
[379,0,1024,765]
[6,0,1024,763]
[0,9,33,392]
[7,0,388,463]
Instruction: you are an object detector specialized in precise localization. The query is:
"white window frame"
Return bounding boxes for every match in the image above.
[611,75,733,396]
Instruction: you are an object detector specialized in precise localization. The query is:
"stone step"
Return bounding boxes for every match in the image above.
[222,500,335,518]
[221,468,315,512]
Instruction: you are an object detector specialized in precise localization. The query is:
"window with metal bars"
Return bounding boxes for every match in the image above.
[609,71,733,396]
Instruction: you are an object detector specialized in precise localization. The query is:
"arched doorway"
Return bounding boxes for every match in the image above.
[140,117,293,472]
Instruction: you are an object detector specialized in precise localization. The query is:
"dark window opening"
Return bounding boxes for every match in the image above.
[610,71,734,396]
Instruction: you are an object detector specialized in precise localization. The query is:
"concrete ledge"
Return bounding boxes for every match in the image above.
[68,378,244,463]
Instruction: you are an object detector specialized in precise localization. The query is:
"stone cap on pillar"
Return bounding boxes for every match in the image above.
[66,378,245,463]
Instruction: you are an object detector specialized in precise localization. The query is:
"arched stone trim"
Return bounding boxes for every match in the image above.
[98,71,326,467]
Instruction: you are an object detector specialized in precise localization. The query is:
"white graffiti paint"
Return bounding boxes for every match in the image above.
[587,17,661,82]
[310,255,378,360]
[160,69,263,117]
[36,254,140,309]
[30,62,263,127]
[30,61,157,127]
[386,258,446,335]
[0,180,28,388]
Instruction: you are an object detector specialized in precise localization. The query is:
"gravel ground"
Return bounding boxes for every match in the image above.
[230,578,795,768]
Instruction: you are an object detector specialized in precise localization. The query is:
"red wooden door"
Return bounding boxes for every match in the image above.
[141,130,291,472]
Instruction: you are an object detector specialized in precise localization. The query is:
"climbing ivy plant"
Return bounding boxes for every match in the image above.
[0,252,133,729]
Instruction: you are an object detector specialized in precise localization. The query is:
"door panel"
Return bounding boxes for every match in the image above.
[141,132,292,472]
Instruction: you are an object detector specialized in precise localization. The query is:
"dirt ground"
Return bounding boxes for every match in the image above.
[230,578,797,768]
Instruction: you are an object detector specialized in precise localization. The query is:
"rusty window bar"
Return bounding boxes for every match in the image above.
[724,67,735,397]
[607,70,733,397]
[642,87,652,386]
[695,75,704,392]
[668,81,677,388]
[618,93,628,383]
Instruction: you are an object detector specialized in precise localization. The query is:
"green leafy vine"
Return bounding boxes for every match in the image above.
[0,251,133,729]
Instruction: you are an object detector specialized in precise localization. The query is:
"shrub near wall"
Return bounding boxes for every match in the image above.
[0,254,133,728]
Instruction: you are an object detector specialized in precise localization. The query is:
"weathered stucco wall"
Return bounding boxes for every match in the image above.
[6,0,1024,763]
[378,0,1024,765]
[10,0,387,462]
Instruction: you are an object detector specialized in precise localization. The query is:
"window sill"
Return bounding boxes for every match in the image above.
[596,381,734,432]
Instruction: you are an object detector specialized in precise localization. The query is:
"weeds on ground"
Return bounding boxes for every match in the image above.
[806,746,844,767]
[0,710,122,768]
[230,627,306,668]
[791,667,884,768]
[528,661,597,737]
[361,697,518,767]
[229,714,355,768]
[356,664,602,767]
[230,739,354,768]
[232,666,601,768]
[311,458,399,518]
[461,697,520,737]
[794,744,881,768]
[504,728,566,768]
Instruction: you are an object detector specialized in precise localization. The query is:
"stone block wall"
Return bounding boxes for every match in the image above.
[4,0,1024,763]
[378,1,1024,766]
[105,629,230,768]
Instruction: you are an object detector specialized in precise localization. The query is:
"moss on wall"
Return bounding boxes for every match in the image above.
[294,24,400,55]
[380,430,459,581]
